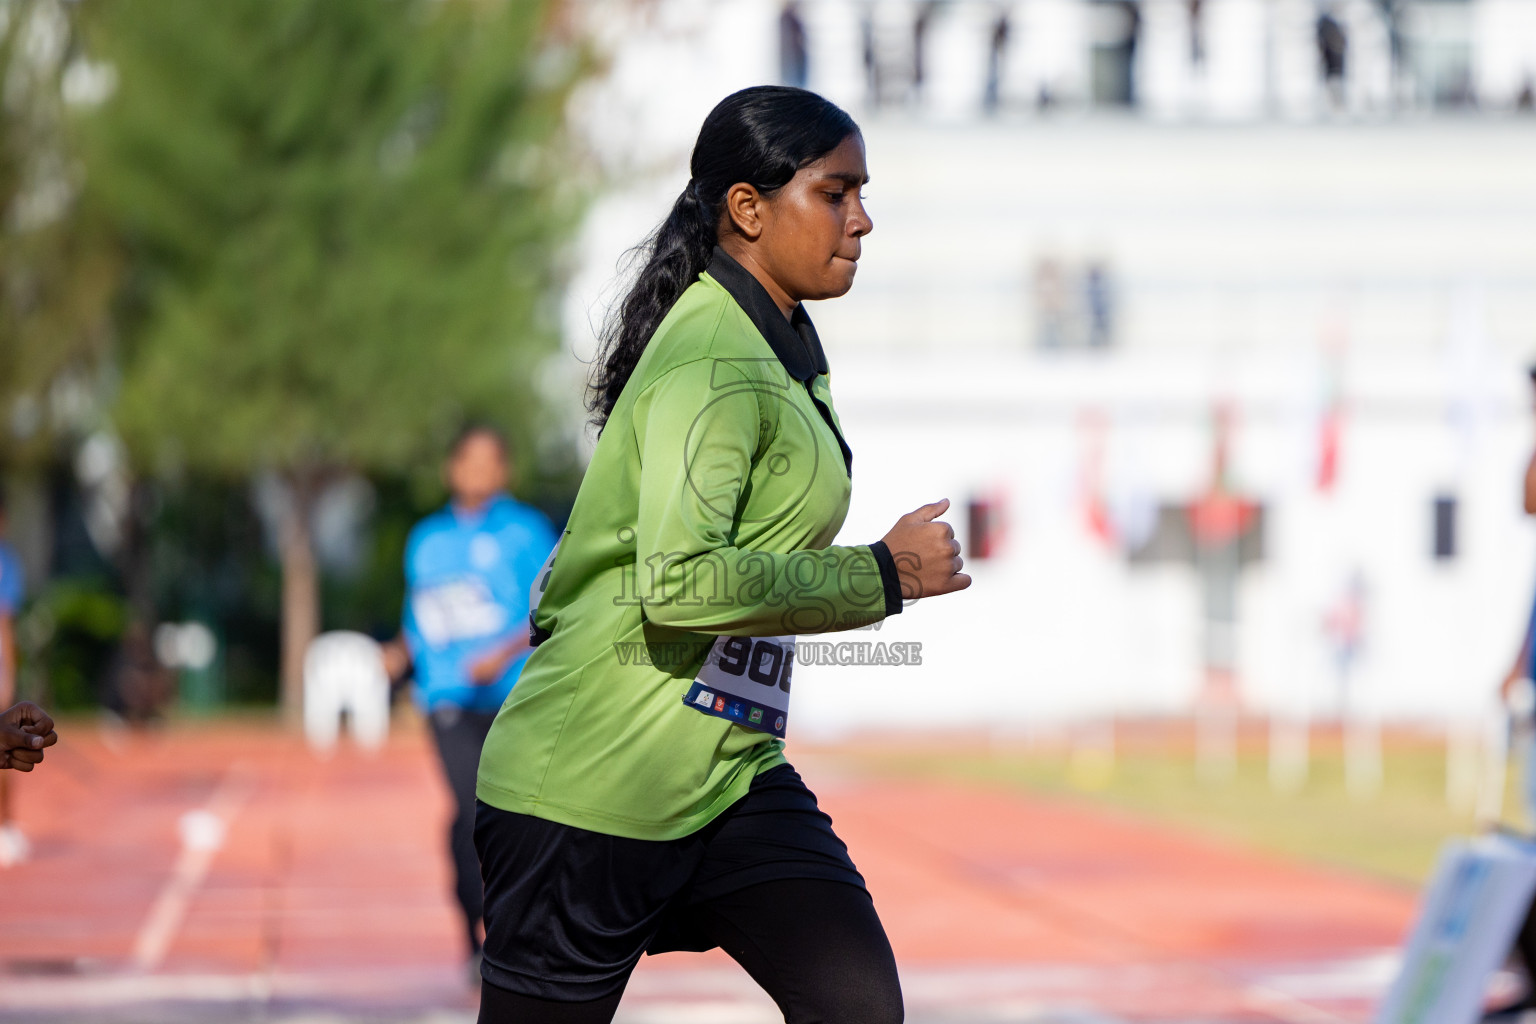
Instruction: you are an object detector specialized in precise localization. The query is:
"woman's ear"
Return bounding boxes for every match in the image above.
[722,183,765,240]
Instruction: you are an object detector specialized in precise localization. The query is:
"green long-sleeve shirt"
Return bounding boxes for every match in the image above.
[475,247,902,840]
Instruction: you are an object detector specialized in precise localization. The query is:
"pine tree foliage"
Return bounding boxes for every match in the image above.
[70,0,592,715]
[77,0,590,478]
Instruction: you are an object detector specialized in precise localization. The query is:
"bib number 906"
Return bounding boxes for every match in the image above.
[714,636,792,693]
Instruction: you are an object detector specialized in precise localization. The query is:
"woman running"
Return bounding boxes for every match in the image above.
[473,85,970,1024]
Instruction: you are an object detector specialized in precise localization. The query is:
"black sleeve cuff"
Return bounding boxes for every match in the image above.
[867,540,904,618]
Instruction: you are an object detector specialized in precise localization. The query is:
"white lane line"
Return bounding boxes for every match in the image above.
[130,764,255,973]
[8,956,1387,1023]
[0,965,459,1010]
[1244,984,1360,1024]
[616,1007,780,1024]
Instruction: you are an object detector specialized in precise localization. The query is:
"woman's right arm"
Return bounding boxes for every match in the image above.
[632,358,968,635]
[633,359,890,635]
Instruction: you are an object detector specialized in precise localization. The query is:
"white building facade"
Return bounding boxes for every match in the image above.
[559,0,1536,735]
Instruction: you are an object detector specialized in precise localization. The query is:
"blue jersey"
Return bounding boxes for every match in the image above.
[1528,584,1536,684]
[0,541,23,673]
[0,542,23,616]
[402,495,557,714]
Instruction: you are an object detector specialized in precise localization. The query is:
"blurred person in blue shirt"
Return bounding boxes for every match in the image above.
[0,488,29,865]
[399,425,557,978]
[0,494,19,700]
[1488,369,1536,1023]
[1502,369,1536,768]
[0,489,21,707]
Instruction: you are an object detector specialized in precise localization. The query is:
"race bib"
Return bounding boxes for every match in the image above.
[412,578,506,648]
[682,635,794,738]
[527,538,561,647]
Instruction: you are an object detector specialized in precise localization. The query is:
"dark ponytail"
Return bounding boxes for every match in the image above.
[588,86,860,430]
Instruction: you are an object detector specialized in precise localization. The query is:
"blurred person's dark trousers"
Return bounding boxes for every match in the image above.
[1515,897,1536,991]
[428,705,498,957]
[1485,892,1536,1020]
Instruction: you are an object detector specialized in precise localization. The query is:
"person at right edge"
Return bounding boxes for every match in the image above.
[472,86,970,1023]
[1487,365,1536,1023]
[0,488,29,865]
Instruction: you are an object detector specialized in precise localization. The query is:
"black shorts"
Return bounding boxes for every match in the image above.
[473,762,866,1001]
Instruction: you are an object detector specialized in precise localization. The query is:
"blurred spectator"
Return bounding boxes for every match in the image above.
[1372,0,1406,106]
[1324,570,1368,712]
[913,1,940,103]
[1493,371,1536,1017]
[0,489,26,865]
[103,622,174,726]
[1316,8,1348,108]
[400,425,557,982]
[1188,0,1206,70]
[861,7,879,108]
[1032,257,1119,351]
[1499,368,1536,767]
[779,2,808,89]
[984,10,1011,115]
[0,489,20,721]
[1189,407,1259,708]
[1084,261,1116,349]
[1123,0,1143,85]
[1033,257,1069,350]
[1090,0,1141,107]
[1517,76,1534,112]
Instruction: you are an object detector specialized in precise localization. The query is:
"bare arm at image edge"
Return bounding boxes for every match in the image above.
[467,633,532,685]
[0,701,57,771]
[0,615,14,708]
[1525,448,1536,517]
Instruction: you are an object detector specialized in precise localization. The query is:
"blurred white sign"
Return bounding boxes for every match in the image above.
[303,631,390,753]
[1374,833,1536,1024]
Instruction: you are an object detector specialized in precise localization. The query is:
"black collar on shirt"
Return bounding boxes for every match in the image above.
[705,246,829,383]
[704,246,853,476]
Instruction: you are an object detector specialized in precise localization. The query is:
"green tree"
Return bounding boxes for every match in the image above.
[0,0,118,468]
[76,0,590,719]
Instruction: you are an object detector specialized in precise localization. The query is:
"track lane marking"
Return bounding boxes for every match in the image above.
[130,764,256,973]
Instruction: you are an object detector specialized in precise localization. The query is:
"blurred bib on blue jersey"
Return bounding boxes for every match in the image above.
[411,577,507,647]
[682,635,793,738]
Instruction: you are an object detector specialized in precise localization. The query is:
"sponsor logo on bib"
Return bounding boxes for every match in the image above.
[682,635,795,738]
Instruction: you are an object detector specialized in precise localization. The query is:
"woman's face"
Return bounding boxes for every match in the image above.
[727,133,872,308]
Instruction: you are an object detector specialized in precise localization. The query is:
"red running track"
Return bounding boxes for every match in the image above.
[0,719,1418,1023]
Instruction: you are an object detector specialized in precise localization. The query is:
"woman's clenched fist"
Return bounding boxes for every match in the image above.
[880,498,972,602]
